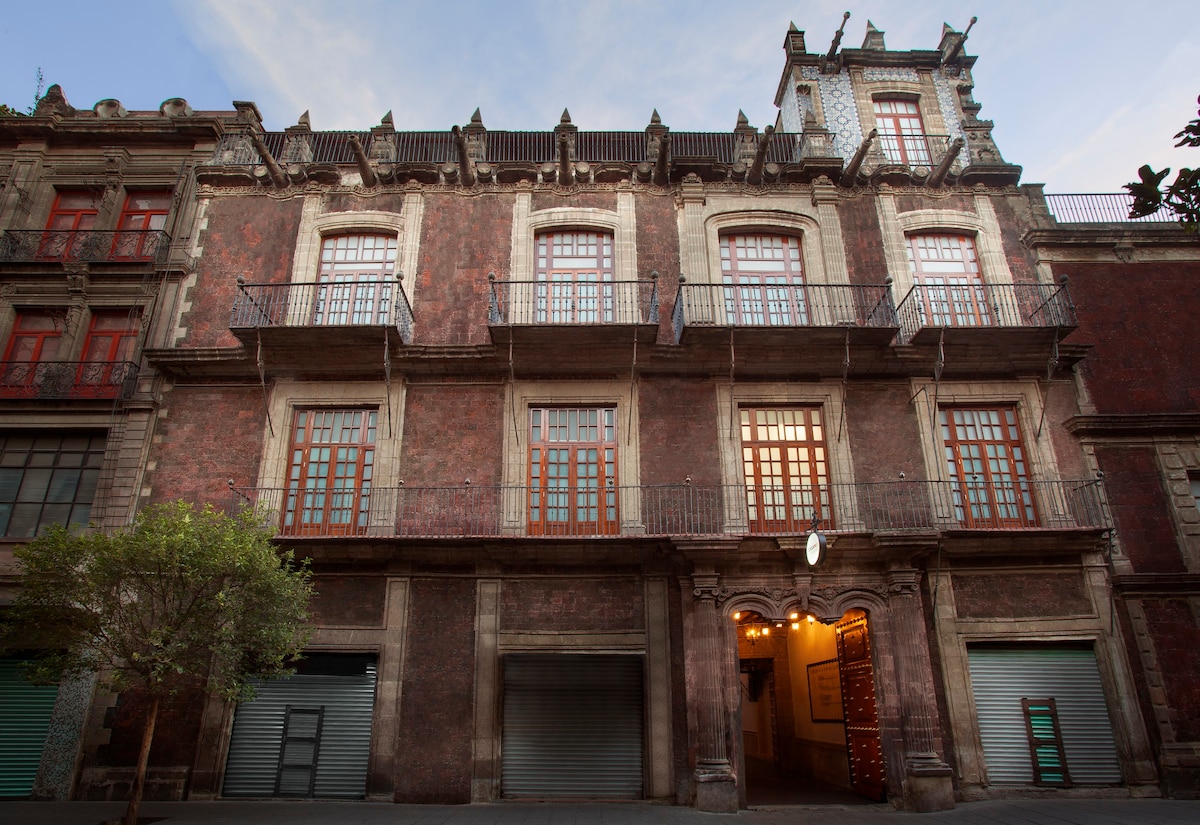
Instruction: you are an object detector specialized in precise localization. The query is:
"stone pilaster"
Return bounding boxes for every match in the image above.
[688,572,738,812]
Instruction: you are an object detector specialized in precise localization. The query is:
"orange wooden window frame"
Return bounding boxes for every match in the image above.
[739,406,833,532]
[906,234,990,327]
[284,408,378,536]
[940,405,1037,528]
[873,99,931,165]
[528,406,618,535]
[534,231,615,323]
[720,234,807,326]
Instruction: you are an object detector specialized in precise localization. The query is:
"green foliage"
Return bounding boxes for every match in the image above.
[0,103,23,118]
[2,501,313,703]
[1126,95,1200,233]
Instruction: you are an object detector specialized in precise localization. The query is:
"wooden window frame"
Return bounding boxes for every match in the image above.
[534,231,615,324]
[315,234,398,326]
[940,405,1037,528]
[77,310,140,397]
[527,406,618,535]
[284,408,378,536]
[906,234,991,328]
[739,406,833,533]
[873,99,931,166]
[40,191,98,259]
[113,191,172,260]
[720,234,808,326]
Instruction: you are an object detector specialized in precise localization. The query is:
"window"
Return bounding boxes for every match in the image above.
[873,99,931,165]
[528,407,618,535]
[1,312,63,397]
[906,234,990,328]
[721,234,807,326]
[78,311,140,397]
[535,231,614,323]
[940,406,1035,527]
[113,191,171,260]
[739,407,832,532]
[40,191,98,259]
[314,235,397,325]
[0,433,106,537]
[284,409,377,536]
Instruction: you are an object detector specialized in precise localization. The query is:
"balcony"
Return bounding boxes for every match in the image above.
[229,279,413,372]
[1044,193,1179,224]
[672,282,898,375]
[229,479,1107,541]
[487,275,659,372]
[0,361,139,401]
[0,230,170,267]
[894,281,1077,368]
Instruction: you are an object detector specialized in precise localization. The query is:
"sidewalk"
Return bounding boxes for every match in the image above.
[2,798,1200,825]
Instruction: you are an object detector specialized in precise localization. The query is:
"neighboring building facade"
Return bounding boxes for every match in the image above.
[1,17,1196,811]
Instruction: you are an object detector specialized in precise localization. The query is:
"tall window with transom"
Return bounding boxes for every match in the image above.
[285,409,377,536]
[873,100,931,165]
[535,231,614,323]
[739,407,832,532]
[907,234,991,328]
[721,235,807,326]
[940,406,1036,528]
[315,235,397,325]
[528,407,618,535]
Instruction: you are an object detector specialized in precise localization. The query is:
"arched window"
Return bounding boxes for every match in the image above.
[905,234,990,327]
[315,234,397,325]
[721,234,806,326]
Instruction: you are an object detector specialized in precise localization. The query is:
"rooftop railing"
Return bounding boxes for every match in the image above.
[0,361,139,400]
[671,282,898,342]
[488,277,659,326]
[228,479,1107,540]
[0,230,170,265]
[230,279,414,344]
[895,281,1076,343]
[1044,193,1178,224]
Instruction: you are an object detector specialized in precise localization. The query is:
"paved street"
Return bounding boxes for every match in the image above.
[2,798,1199,825]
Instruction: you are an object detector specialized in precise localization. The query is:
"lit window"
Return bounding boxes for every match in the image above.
[284,409,377,536]
[906,234,990,327]
[315,234,397,325]
[721,234,806,326]
[873,100,931,165]
[528,407,617,535]
[113,191,171,260]
[0,432,106,537]
[739,407,832,532]
[940,406,1035,527]
[535,231,614,323]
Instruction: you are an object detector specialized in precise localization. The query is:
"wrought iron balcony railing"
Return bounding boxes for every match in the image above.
[488,277,659,326]
[875,133,960,170]
[0,230,170,265]
[895,281,1076,343]
[0,361,139,400]
[228,479,1107,540]
[1045,193,1179,224]
[672,282,897,342]
[230,279,414,344]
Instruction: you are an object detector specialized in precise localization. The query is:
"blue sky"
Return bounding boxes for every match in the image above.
[2,0,1196,192]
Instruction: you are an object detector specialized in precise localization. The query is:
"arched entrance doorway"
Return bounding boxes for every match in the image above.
[731,607,885,805]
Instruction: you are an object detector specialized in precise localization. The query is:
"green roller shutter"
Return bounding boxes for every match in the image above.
[967,646,1122,785]
[502,654,644,799]
[0,659,59,798]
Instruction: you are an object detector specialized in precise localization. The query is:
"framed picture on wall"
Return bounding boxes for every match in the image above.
[808,658,843,723]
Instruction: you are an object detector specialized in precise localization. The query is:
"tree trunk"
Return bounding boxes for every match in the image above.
[123,693,159,825]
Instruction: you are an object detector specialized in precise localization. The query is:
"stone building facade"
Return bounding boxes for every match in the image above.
[2,16,1197,811]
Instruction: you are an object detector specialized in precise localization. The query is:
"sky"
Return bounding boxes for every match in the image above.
[1,0,1196,193]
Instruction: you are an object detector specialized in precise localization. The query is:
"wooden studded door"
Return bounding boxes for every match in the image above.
[836,614,886,801]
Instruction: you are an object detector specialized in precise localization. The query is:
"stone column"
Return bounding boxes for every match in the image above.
[689,573,737,812]
[887,568,955,812]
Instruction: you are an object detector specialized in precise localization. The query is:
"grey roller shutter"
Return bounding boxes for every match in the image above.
[502,654,644,799]
[967,646,1122,785]
[0,660,59,798]
[222,654,376,798]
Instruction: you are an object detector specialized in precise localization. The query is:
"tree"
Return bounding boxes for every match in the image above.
[1126,95,1200,232]
[1,501,313,825]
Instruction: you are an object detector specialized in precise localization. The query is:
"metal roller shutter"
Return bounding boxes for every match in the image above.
[222,654,377,798]
[502,653,644,799]
[967,646,1122,785]
[0,660,59,798]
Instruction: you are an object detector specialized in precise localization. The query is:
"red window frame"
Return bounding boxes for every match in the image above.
[113,191,172,260]
[1,312,63,397]
[535,231,614,323]
[528,407,618,535]
[873,99,932,165]
[906,234,991,328]
[315,234,397,325]
[940,406,1037,528]
[284,409,377,536]
[40,191,98,259]
[740,407,833,532]
[721,234,807,326]
[77,310,140,397]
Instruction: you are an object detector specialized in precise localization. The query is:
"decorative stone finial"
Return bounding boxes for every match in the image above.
[470,107,483,126]
[94,99,127,119]
[381,110,394,127]
[736,110,750,130]
[560,108,572,125]
[650,109,661,125]
[296,111,311,130]
[34,84,75,117]
[862,21,886,51]
[159,98,193,117]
